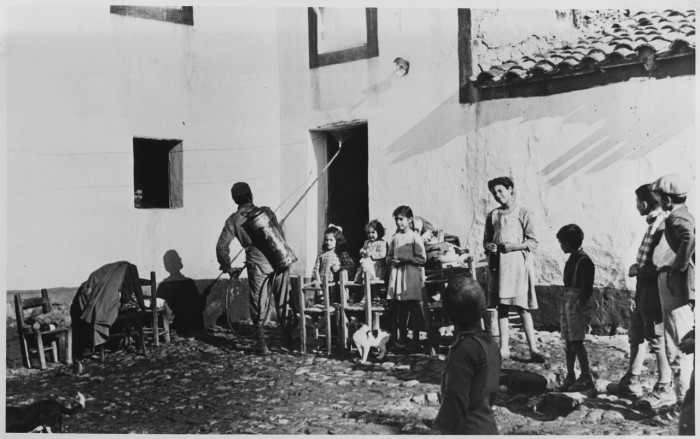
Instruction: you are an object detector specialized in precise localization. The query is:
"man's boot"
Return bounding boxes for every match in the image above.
[255,329,270,356]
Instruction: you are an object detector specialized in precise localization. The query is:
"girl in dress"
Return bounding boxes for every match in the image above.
[483,176,544,362]
[387,206,427,349]
[312,224,356,285]
[354,219,389,284]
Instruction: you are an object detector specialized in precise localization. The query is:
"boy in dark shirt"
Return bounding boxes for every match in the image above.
[556,224,596,392]
[434,275,500,435]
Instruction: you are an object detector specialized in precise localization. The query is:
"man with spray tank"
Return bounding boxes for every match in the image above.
[216,182,297,355]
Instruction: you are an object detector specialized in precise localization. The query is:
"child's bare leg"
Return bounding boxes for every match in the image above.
[497,305,510,358]
[410,301,422,346]
[518,307,544,361]
[655,335,672,384]
[397,302,409,345]
[629,342,646,375]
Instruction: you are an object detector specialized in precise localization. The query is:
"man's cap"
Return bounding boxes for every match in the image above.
[651,174,691,196]
[230,182,251,197]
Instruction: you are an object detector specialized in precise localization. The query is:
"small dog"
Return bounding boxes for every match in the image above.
[352,324,390,363]
[6,392,85,433]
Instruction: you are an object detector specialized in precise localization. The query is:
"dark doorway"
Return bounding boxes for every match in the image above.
[325,125,369,261]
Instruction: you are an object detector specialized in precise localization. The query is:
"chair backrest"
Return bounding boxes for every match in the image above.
[139,271,157,313]
[14,290,52,335]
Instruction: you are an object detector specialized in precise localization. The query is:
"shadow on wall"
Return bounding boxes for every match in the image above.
[386,92,467,164]
[471,82,693,187]
[156,250,205,336]
[541,101,692,186]
[348,74,397,113]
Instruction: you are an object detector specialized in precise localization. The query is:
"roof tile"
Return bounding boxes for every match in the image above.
[472,9,696,86]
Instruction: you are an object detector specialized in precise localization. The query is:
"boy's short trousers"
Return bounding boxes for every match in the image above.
[628,281,664,348]
[560,289,594,341]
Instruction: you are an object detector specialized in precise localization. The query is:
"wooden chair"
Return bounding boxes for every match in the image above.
[295,272,348,355]
[95,308,147,362]
[14,289,72,370]
[421,256,477,354]
[140,271,171,347]
[94,270,171,360]
[339,269,386,331]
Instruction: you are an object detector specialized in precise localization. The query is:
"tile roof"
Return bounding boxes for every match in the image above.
[473,9,695,86]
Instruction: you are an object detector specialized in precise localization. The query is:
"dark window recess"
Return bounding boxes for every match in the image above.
[133,138,183,209]
[308,8,378,69]
[110,6,193,26]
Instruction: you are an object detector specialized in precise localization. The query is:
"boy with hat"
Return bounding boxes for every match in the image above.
[216,182,292,355]
[434,275,500,435]
[638,173,695,412]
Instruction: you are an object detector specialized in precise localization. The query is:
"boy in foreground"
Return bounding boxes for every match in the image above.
[434,275,500,435]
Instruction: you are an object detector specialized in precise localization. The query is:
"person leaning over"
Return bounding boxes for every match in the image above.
[434,275,500,435]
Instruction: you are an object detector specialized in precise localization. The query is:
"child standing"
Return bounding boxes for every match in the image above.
[643,174,695,413]
[387,206,427,350]
[611,184,672,401]
[434,275,500,435]
[312,225,357,285]
[354,219,389,284]
[556,224,596,392]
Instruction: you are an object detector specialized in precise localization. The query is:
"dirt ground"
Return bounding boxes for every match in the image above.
[5,323,681,435]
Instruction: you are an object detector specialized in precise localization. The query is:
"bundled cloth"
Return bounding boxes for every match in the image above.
[70,261,146,352]
[25,309,71,332]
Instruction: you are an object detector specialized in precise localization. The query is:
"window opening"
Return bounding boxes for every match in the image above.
[133,137,183,209]
[308,8,378,68]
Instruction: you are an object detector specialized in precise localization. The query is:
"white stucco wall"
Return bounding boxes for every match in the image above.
[6,6,695,293]
[277,8,695,291]
[464,77,694,290]
[7,5,282,289]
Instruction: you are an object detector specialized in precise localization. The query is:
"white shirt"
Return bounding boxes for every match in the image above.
[652,232,676,269]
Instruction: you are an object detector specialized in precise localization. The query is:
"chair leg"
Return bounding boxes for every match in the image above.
[99,345,105,362]
[138,321,147,357]
[19,335,31,369]
[162,310,171,343]
[50,340,59,363]
[338,309,347,354]
[152,309,160,348]
[65,328,73,366]
[35,332,47,370]
[295,278,307,355]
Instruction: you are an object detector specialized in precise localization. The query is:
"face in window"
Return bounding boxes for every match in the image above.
[134,189,144,207]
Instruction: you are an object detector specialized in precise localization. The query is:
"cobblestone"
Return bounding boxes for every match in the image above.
[5,326,681,435]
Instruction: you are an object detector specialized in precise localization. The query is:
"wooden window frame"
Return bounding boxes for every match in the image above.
[110,6,194,26]
[308,7,379,69]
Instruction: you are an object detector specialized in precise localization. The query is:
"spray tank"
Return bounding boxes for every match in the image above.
[243,207,298,270]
